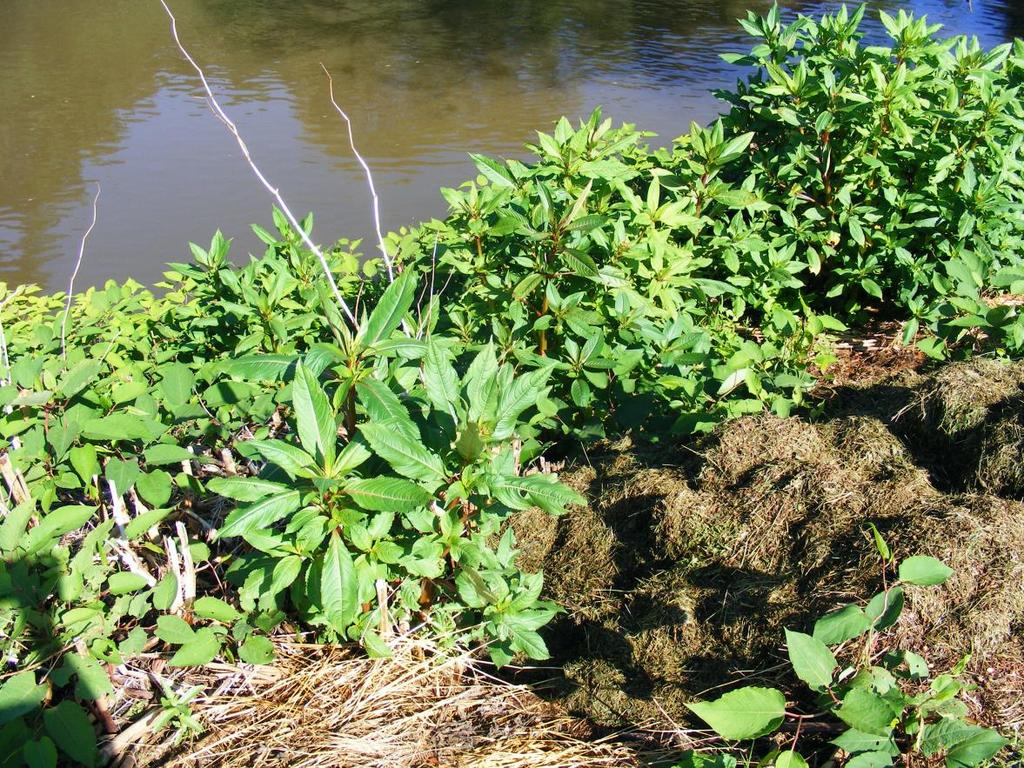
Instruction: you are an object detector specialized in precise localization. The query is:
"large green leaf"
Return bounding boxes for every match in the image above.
[82,413,167,443]
[207,476,287,502]
[359,422,446,486]
[43,701,97,767]
[168,627,221,666]
[217,490,302,538]
[357,378,419,439]
[221,354,297,381]
[0,672,47,726]
[344,477,432,512]
[785,629,837,690]
[813,604,872,645]
[422,339,460,415]
[321,531,359,633]
[898,556,953,586]
[493,367,550,440]
[21,505,95,556]
[686,686,786,740]
[244,439,317,479]
[835,688,897,736]
[360,270,416,351]
[292,363,336,468]
[158,362,195,407]
[491,474,584,515]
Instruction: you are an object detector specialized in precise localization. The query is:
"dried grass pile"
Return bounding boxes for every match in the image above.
[121,636,645,768]
[513,371,1024,737]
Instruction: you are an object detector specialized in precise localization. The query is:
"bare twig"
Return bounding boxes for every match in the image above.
[61,183,100,363]
[320,64,395,283]
[176,521,197,605]
[158,0,356,325]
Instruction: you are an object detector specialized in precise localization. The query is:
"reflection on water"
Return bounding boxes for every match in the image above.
[0,0,1020,290]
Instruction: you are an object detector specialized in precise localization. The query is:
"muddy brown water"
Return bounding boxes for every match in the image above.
[1,0,1022,292]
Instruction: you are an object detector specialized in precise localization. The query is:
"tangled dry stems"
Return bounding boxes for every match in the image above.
[125,635,644,768]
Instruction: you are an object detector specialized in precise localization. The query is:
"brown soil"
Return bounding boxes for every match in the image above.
[512,360,1024,743]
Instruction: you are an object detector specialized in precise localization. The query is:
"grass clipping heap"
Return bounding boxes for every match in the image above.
[514,360,1024,739]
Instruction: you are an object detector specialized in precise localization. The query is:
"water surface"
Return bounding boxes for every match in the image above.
[1,0,1021,291]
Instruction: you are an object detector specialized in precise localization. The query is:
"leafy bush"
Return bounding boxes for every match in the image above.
[703,5,1024,356]
[393,110,822,437]
[393,3,1024,438]
[0,230,578,763]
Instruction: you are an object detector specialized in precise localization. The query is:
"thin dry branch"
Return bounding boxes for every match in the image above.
[61,182,100,363]
[158,0,357,325]
[321,64,395,282]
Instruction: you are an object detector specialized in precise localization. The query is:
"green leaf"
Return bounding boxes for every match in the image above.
[344,477,432,512]
[82,413,167,443]
[245,439,317,479]
[785,629,837,690]
[54,654,113,701]
[813,605,872,645]
[493,368,550,440]
[0,672,47,726]
[23,738,57,768]
[207,476,286,502]
[193,596,241,623]
[832,728,896,755]
[124,507,171,540]
[357,379,419,440]
[844,752,894,768]
[239,635,275,665]
[70,444,100,483]
[136,470,173,507]
[156,615,195,644]
[144,443,195,466]
[168,627,221,666]
[217,490,302,539]
[43,701,97,767]
[836,688,897,736]
[107,572,149,595]
[361,270,416,351]
[422,339,460,415]
[866,587,905,630]
[59,359,102,399]
[292,363,336,469]
[685,686,786,740]
[21,505,95,556]
[159,363,195,406]
[105,458,140,496]
[491,474,585,515]
[359,422,446,486]
[775,751,807,768]
[898,556,953,586]
[470,153,516,188]
[222,354,297,381]
[946,729,1008,768]
[321,531,359,633]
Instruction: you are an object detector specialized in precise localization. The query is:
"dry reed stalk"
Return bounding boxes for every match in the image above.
[157,0,358,325]
[61,182,100,363]
[122,636,645,768]
[320,64,395,282]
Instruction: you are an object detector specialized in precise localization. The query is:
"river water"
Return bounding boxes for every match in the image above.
[1,0,1021,292]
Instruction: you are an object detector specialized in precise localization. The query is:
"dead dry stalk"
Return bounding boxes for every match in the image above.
[321,64,395,282]
[157,0,357,325]
[61,182,100,363]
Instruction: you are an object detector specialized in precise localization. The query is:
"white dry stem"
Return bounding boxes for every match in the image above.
[0,285,25,388]
[164,534,185,614]
[176,521,197,604]
[320,64,395,282]
[158,0,357,325]
[61,183,100,363]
